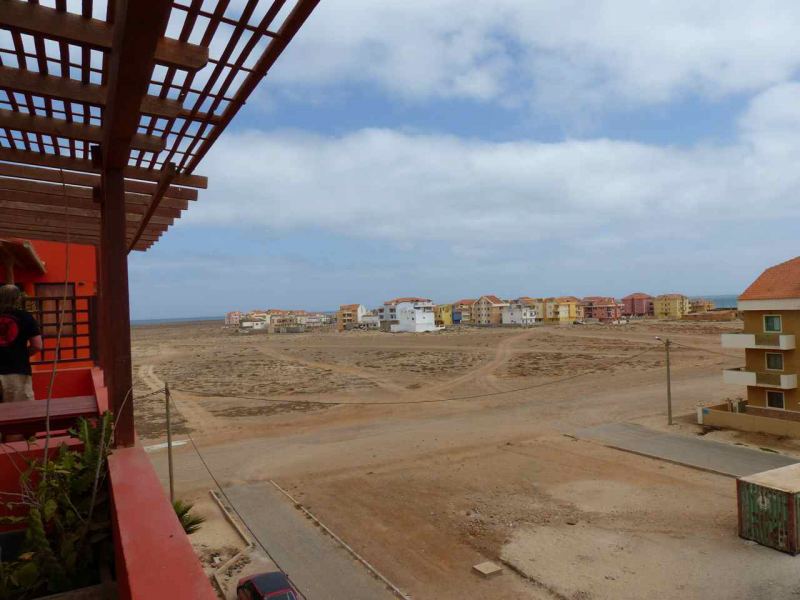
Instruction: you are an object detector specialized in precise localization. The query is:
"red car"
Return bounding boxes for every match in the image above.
[236,571,299,600]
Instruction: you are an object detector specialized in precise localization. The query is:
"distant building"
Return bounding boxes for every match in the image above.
[473,295,509,326]
[622,293,654,317]
[690,298,716,313]
[391,300,438,333]
[337,304,367,330]
[361,314,380,329]
[502,300,537,326]
[554,296,581,324]
[654,294,691,319]
[721,256,800,413]
[434,304,453,327]
[225,311,242,326]
[582,297,623,322]
[452,299,476,324]
[378,297,431,328]
[239,318,267,331]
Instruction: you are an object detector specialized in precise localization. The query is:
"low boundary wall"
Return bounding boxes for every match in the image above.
[700,404,800,437]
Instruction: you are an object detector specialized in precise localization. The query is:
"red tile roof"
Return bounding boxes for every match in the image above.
[453,299,476,306]
[739,256,800,301]
[479,295,506,305]
[339,304,361,311]
[385,297,431,305]
[622,292,653,300]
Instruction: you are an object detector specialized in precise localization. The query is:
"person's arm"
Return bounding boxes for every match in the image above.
[28,334,43,356]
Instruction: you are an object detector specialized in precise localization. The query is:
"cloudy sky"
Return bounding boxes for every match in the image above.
[130,1,800,319]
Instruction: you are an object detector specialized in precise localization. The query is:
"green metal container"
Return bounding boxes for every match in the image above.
[738,464,800,555]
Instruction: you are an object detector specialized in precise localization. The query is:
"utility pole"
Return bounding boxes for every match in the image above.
[165,382,175,503]
[656,336,673,425]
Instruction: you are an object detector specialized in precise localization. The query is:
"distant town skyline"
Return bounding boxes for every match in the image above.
[129,2,800,319]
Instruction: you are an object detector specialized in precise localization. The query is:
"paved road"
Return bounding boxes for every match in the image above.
[224,483,397,600]
[576,422,797,477]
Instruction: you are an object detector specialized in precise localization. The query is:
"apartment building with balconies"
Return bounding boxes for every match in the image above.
[654,293,691,319]
[473,295,509,325]
[721,257,799,413]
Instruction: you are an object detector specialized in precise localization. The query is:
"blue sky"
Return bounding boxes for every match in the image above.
[130,1,800,319]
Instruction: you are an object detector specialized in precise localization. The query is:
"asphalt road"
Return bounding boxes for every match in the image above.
[224,483,397,600]
[576,422,797,477]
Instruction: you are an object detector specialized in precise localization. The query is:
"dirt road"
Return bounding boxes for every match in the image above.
[136,319,797,599]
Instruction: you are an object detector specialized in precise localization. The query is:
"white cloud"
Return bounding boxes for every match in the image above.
[266,1,800,115]
[187,83,800,246]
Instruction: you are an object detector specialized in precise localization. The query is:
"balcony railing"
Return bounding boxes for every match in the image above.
[25,295,97,365]
[723,367,798,389]
[721,333,796,350]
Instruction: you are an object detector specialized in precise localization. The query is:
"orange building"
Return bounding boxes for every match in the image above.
[0,239,98,373]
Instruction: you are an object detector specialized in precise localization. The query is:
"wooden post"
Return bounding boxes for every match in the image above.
[665,338,673,426]
[165,382,175,503]
[101,167,134,447]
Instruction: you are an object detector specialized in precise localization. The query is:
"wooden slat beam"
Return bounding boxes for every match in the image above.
[0,163,198,199]
[0,66,183,119]
[128,162,175,252]
[0,188,182,219]
[0,109,164,153]
[0,176,189,209]
[0,148,208,188]
[0,0,208,71]
[0,226,155,251]
[0,199,173,227]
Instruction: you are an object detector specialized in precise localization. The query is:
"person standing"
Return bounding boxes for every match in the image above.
[0,285,43,403]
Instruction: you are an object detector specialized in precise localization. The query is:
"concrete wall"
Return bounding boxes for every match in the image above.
[701,404,800,437]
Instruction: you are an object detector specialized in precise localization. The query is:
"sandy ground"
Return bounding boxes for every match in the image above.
[133,318,800,599]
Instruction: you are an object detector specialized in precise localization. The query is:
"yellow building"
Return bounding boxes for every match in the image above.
[434,304,453,327]
[690,298,715,313]
[653,294,691,319]
[554,296,581,324]
[721,257,799,412]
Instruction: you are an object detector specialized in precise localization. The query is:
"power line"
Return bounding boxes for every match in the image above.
[669,340,741,359]
[169,396,309,600]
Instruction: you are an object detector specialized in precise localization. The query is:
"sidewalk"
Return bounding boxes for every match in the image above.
[576,422,797,477]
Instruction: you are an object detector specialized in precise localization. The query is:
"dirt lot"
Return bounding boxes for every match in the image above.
[135,318,800,599]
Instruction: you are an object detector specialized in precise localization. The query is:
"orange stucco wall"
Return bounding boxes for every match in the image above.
[1,240,97,296]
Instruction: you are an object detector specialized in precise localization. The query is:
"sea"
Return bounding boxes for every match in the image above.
[695,294,738,309]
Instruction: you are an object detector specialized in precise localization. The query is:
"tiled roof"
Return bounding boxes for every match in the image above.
[477,295,506,305]
[740,256,800,301]
[453,299,476,306]
[556,296,580,303]
[622,292,653,300]
[386,297,431,305]
[339,304,361,311]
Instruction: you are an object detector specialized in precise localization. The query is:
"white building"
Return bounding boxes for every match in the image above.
[501,302,537,326]
[239,319,268,331]
[390,300,439,333]
[378,297,431,324]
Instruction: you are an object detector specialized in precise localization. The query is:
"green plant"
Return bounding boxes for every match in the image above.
[0,412,114,599]
[172,499,205,535]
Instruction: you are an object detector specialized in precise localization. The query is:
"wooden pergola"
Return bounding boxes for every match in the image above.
[0,0,319,445]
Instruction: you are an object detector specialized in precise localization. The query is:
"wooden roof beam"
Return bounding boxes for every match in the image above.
[0,189,183,219]
[0,176,189,210]
[0,199,174,227]
[0,226,157,251]
[0,66,183,120]
[0,109,164,153]
[128,162,175,253]
[0,148,207,188]
[0,1,208,71]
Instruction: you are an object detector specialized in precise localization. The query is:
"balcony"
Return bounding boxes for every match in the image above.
[721,333,796,350]
[723,367,798,389]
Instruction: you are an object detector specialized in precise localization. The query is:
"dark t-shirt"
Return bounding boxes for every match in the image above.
[0,309,41,376]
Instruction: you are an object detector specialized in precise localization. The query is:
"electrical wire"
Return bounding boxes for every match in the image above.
[669,340,741,359]
[42,168,72,475]
[166,392,308,600]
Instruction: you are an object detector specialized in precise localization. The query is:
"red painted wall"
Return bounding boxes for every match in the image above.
[1,240,97,296]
